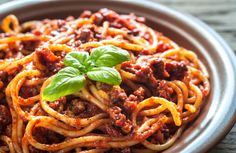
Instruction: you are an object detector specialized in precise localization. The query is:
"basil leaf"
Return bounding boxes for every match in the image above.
[42,67,85,101]
[87,67,122,85]
[90,45,130,67]
[64,51,90,72]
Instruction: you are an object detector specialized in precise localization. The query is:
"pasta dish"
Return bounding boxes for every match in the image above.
[0,9,210,153]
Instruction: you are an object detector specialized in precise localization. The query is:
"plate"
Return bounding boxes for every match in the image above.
[0,0,236,152]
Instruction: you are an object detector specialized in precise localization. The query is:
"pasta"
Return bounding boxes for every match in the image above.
[0,8,210,153]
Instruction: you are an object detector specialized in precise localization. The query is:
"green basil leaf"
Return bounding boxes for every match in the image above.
[42,67,85,101]
[64,51,90,72]
[90,45,130,67]
[87,67,122,85]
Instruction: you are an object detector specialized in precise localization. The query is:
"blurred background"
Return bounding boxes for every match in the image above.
[0,0,235,152]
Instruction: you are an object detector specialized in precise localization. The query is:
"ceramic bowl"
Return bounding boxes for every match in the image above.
[0,0,236,152]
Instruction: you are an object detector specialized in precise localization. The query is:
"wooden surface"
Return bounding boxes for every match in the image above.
[0,0,236,152]
[153,0,236,152]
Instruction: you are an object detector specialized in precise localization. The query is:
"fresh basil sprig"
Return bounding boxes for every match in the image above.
[42,45,130,102]
[87,67,122,85]
[90,45,130,67]
[42,67,86,101]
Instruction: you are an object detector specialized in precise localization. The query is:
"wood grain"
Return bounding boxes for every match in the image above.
[0,0,235,152]
[152,0,236,152]
[156,0,236,53]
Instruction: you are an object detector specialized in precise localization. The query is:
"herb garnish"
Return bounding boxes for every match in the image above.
[42,45,130,102]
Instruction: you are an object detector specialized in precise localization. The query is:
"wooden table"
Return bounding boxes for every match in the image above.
[0,0,236,152]
[155,1,236,152]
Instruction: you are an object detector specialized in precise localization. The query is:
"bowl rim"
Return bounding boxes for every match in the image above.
[0,0,236,153]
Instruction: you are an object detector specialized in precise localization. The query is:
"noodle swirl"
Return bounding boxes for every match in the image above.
[0,9,210,153]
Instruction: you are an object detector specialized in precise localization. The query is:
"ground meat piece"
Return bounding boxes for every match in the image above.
[92,13,104,25]
[68,99,86,115]
[108,106,132,133]
[124,87,145,113]
[135,66,151,80]
[96,82,113,92]
[156,40,172,52]
[165,61,187,80]
[107,148,131,153]
[78,29,93,43]
[116,17,135,30]
[161,126,170,141]
[127,29,140,36]
[7,65,23,82]
[0,105,11,134]
[162,124,178,139]
[156,80,172,98]
[32,29,42,36]
[149,131,165,144]
[121,61,159,95]
[99,9,134,29]
[110,22,123,29]
[64,99,102,118]
[149,59,166,79]
[48,97,66,113]
[79,101,102,118]
[121,61,141,74]
[42,19,65,34]
[123,95,137,113]
[149,124,174,145]
[80,10,92,18]
[0,92,4,102]
[35,48,63,75]
[21,40,40,54]
[136,66,158,89]
[99,8,118,22]
[156,80,176,102]
[8,42,21,55]
[110,86,127,107]
[0,71,7,89]
[56,19,66,28]
[36,48,59,65]
[66,16,75,22]
[148,124,179,145]
[19,85,39,99]
[32,127,64,144]
[4,124,12,137]
[101,124,123,137]
[0,51,6,59]
[133,87,145,101]
[0,71,8,82]
[29,145,47,153]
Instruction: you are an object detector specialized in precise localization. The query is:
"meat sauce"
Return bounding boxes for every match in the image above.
[0,8,196,153]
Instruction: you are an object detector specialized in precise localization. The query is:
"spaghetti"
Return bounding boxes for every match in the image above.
[0,9,210,153]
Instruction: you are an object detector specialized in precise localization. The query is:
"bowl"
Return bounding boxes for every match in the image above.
[0,0,236,153]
